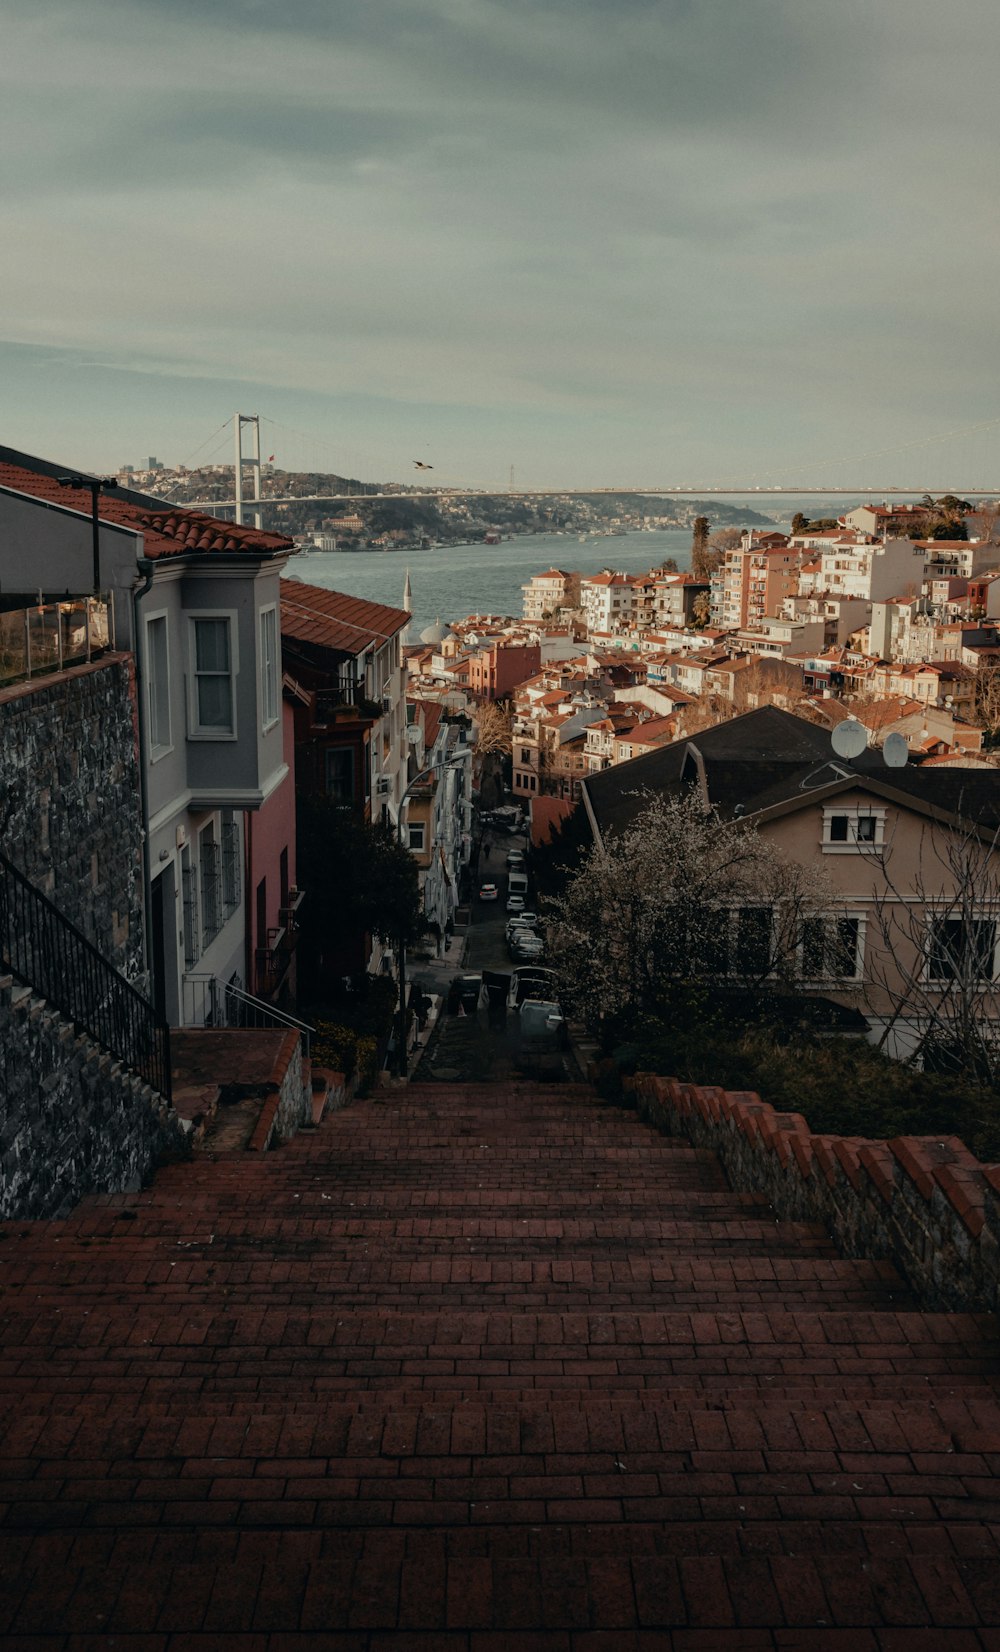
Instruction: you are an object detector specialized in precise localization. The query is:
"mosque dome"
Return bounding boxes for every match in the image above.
[419,617,452,646]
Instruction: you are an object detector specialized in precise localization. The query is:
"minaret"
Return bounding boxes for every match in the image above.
[402,568,413,644]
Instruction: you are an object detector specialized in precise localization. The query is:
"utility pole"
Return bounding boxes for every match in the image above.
[233,414,262,528]
[57,474,117,594]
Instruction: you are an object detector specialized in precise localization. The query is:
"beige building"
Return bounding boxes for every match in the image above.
[582,706,1000,1064]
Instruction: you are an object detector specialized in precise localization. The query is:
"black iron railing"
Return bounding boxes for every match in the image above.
[0,850,171,1099]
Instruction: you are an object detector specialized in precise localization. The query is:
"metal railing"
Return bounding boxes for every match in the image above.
[181,972,312,1059]
[0,850,171,1098]
[0,597,112,687]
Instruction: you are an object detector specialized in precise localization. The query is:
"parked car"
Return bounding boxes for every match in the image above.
[506,893,526,915]
[519,999,566,1044]
[447,974,485,1015]
[506,850,526,871]
[507,912,538,931]
[478,882,499,902]
[508,966,557,1010]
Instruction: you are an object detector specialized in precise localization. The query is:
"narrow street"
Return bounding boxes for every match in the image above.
[411,825,578,1084]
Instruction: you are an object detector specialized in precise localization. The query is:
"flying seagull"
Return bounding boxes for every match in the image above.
[413,461,434,470]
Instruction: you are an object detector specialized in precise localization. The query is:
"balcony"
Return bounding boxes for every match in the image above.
[255,924,298,998]
[0,596,112,688]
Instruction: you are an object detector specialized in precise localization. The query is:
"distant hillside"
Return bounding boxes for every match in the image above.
[154,469,776,544]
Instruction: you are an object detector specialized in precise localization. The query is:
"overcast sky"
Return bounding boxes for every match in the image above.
[3,0,999,489]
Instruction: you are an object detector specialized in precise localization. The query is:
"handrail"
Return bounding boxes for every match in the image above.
[223,981,314,1060]
[0,849,171,1099]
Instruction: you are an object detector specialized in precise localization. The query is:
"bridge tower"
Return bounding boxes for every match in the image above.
[233,413,262,528]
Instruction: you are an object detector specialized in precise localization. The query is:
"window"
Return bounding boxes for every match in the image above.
[800,914,863,981]
[146,614,171,753]
[408,823,426,851]
[222,814,241,914]
[200,825,222,947]
[260,606,278,729]
[325,747,354,804]
[191,616,235,735]
[926,917,997,985]
[822,807,885,852]
[181,846,198,969]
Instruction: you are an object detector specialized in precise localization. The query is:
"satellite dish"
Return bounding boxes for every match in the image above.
[883,732,909,768]
[831,719,867,760]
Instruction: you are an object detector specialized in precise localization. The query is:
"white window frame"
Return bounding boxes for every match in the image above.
[259,604,279,732]
[821,805,886,853]
[408,822,426,852]
[145,610,172,759]
[923,912,1000,988]
[799,911,866,984]
[187,612,238,740]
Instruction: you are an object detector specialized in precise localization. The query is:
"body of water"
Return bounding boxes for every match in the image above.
[285,527,699,639]
[282,494,882,636]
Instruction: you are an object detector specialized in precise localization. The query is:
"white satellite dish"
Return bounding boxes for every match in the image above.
[883,732,909,768]
[831,719,867,760]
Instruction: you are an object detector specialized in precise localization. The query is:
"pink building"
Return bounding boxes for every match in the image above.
[244,693,300,1008]
[467,639,541,699]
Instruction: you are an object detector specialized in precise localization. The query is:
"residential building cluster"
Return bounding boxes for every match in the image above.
[403,503,999,807]
[0,446,474,1091]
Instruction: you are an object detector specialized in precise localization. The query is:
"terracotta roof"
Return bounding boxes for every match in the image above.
[280,579,409,656]
[529,795,573,848]
[0,459,292,562]
[416,700,443,751]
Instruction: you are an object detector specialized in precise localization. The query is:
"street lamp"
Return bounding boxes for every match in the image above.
[393,750,471,1077]
[57,474,117,595]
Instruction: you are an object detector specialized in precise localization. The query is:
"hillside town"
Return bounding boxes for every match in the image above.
[403,500,1000,811]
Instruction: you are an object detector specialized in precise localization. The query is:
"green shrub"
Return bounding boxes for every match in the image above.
[633,1021,1000,1162]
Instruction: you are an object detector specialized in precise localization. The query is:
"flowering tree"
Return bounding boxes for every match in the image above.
[545,789,830,1039]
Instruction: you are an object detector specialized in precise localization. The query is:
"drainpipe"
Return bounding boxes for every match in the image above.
[131,556,156,987]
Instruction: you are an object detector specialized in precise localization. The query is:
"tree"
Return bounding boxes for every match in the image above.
[973,661,1000,745]
[297,796,424,984]
[545,789,830,1041]
[687,515,710,581]
[658,557,679,574]
[737,657,806,712]
[472,698,513,756]
[790,512,809,535]
[691,590,712,629]
[691,525,739,583]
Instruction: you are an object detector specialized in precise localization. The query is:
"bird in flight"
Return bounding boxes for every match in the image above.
[413,460,434,470]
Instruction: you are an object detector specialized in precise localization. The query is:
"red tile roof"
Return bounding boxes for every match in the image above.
[0,460,292,561]
[280,579,409,657]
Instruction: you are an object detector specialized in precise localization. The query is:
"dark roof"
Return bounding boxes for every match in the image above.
[0,446,292,562]
[582,705,1000,841]
[280,579,409,657]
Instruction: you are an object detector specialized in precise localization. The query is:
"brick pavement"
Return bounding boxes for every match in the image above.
[1,1080,999,1648]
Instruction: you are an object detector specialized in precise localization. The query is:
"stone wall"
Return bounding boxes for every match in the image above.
[631,1071,1000,1315]
[0,654,144,982]
[248,1031,313,1151]
[0,975,190,1220]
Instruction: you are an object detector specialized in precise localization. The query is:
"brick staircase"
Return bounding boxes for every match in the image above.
[1,1080,999,1647]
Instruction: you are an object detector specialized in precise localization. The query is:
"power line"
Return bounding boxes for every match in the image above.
[179,416,234,471]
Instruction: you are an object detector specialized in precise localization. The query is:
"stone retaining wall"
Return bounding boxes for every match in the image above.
[0,976,190,1220]
[631,1071,1000,1315]
[0,655,144,983]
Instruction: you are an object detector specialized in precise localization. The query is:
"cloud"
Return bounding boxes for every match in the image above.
[2,0,999,481]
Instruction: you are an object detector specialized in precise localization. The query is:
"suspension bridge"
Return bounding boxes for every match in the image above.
[173,412,1000,521]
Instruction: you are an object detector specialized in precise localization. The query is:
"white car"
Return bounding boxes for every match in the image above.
[506,893,526,915]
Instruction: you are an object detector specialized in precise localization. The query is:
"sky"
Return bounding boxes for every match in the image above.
[3,0,1000,491]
